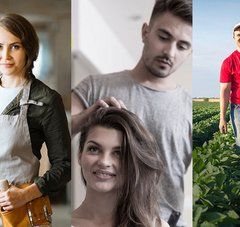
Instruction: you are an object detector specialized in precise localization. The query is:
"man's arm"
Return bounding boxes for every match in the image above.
[71,92,126,136]
[71,92,105,136]
[219,82,231,134]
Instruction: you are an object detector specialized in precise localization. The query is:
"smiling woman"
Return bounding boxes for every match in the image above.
[80,126,123,193]
[0,14,71,226]
[72,107,169,227]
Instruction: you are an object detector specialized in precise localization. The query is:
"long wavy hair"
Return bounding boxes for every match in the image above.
[79,107,163,227]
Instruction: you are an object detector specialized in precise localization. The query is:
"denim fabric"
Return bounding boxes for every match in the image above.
[230,103,240,149]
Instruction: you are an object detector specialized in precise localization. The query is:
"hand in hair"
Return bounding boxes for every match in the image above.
[71,94,126,136]
[101,96,127,109]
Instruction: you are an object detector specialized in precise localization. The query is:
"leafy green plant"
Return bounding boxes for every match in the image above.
[193,122,240,226]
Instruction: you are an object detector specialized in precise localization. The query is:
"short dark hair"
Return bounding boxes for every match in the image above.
[0,14,39,79]
[233,24,240,38]
[234,25,240,32]
[150,0,192,25]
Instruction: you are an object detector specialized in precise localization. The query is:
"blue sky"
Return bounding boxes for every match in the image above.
[193,0,240,98]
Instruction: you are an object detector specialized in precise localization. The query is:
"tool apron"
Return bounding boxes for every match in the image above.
[0,80,47,226]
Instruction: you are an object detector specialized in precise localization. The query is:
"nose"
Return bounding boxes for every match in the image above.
[163,42,176,59]
[0,47,11,61]
[98,152,112,167]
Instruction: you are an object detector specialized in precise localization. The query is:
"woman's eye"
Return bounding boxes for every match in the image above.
[11,45,20,50]
[113,150,121,158]
[87,146,99,154]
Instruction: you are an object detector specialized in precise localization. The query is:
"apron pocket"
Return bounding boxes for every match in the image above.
[0,204,30,227]
[0,196,52,227]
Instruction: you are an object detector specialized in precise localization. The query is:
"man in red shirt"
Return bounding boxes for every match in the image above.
[219,23,240,148]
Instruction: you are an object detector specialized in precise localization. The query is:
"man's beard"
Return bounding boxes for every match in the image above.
[142,51,174,78]
[144,58,172,78]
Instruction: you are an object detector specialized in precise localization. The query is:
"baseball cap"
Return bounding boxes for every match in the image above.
[233,23,240,32]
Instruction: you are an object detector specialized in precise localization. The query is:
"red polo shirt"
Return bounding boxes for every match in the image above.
[220,50,240,104]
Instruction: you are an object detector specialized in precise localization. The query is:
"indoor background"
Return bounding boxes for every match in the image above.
[71,0,192,226]
[0,0,71,226]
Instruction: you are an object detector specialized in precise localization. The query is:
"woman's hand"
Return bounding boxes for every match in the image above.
[0,183,42,211]
[0,185,28,211]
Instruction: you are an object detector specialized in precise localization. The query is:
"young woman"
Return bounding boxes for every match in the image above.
[0,14,70,226]
[72,107,169,227]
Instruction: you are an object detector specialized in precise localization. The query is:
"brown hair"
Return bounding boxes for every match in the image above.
[234,24,240,32]
[80,107,163,227]
[150,0,192,25]
[233,24,240,37]
[0,13,39,79]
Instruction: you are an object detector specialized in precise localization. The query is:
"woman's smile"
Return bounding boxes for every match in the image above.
[0,63,14,68]
[93,169,117,180]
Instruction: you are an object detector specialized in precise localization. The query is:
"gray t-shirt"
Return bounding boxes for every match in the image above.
[73,70,192,224]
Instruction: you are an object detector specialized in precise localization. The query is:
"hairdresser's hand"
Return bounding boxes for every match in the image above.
[72,96,127,136]
[219,118,227,134]
[0,183,42,211]
[99,96,127,109]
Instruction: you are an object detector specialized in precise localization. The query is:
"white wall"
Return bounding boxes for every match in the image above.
[72,0,135,75]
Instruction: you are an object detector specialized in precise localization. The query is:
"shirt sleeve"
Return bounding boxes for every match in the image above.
[72,75,94,108]
[34,93,71,195]
[220,58,232,83]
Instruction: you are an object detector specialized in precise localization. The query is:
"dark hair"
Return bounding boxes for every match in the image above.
[232,23,240,38]
[233,25,240,37]
[150,0,192,25]
[80,107,163,227]
[0,14,39,79]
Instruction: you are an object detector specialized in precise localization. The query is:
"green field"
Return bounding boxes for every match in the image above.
[193,101,240,227]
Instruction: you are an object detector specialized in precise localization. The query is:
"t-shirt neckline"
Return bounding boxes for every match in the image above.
[124,70,181,93]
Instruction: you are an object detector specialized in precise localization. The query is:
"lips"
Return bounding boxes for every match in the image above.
[156,58,172,67]
[93,169,116,179]
[0,63,14,68]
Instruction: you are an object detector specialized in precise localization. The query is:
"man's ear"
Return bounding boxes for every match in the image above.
[142,23,149,43]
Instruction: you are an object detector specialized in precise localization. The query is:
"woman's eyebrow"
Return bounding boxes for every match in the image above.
[0,41,22,45]
[112,146,122,150]
[10,42,22,44]
[86,141,121,150]
[86,140,100,146]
